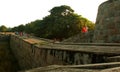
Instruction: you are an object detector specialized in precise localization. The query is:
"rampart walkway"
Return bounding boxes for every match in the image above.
[9,35,120,72]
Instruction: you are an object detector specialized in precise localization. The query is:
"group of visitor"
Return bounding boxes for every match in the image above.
[15,32,30,37]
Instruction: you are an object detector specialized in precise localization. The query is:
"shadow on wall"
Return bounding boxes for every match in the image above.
[0,35,19,72]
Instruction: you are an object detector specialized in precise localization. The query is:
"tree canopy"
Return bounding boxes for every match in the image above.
[0,25,8,32]
[49,5,74,16]
[11,5,95,40]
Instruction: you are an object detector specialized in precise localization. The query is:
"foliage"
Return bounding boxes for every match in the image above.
[49,5,74,16]
[11,5,95,40]
[0,25,8,32]
[24,20,42,34]
[11,24,25,32]
[36,5,95,39]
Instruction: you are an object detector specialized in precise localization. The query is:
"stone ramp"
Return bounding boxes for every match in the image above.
[20,62,120,72]
[19,65,100,72]
[62,31,93,43]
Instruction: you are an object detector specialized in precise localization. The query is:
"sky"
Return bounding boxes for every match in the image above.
[0,0,107,27]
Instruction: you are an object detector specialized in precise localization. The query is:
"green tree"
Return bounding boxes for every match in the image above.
[49,5,74,16]
[11,5,95,40]
[39,5,95,40]
[7,27,12,32]
[11,24,25,32]
[17,24,25,32]
[0,25,7,32]
[24,20,42,34]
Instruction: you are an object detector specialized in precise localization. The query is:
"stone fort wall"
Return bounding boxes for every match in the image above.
[0,35,18,72]
[9,35,120,72]
[10,35,108,71]
[93,0,120,43]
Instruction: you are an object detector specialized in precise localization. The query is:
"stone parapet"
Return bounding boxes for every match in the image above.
[10,35,120,71]
[20,62,120,72]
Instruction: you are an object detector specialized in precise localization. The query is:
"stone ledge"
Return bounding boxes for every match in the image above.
[101,67,120,72]
[13,35,120,55]
[20,62,120,72]
[59,42,120,46]
[19,65,100,72]
[37,44,120,55]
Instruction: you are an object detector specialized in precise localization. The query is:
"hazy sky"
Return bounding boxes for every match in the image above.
[0,0,107,27]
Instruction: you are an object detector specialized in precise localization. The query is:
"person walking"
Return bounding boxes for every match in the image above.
[81,26,88,33]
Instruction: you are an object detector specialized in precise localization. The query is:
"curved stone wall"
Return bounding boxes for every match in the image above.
[93,0,120,43]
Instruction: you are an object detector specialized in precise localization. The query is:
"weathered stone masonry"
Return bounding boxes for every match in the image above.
[10,35,109,71]
[93,0,120,43]
[0,35,19,72]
